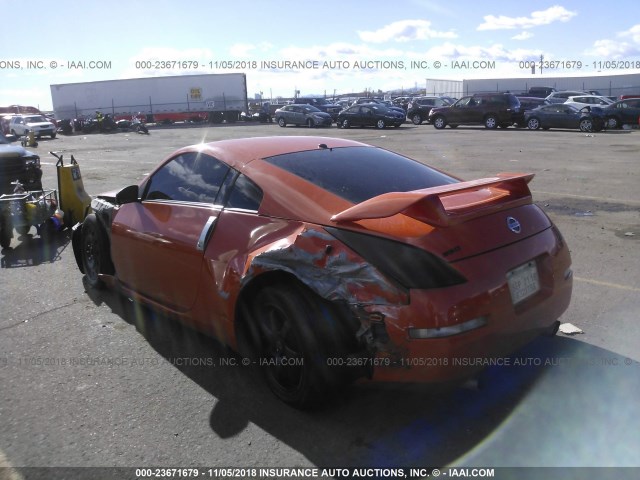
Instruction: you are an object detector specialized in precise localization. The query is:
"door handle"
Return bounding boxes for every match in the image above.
[197,216,218,251]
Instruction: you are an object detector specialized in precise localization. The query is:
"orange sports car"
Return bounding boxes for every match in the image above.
[72,136,572,407]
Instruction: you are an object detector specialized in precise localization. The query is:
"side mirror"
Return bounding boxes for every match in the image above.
[116,185,139,205]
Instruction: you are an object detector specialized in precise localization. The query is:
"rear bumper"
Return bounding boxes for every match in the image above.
[362,227,572,383]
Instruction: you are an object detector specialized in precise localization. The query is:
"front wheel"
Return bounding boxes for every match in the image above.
[80,214,114,289]
[411,114,422,125]
[432,116,446,129]
[607,117,620,129]
[376,119,386,129]
[341,119,350,129]
[527,118,540,130]
[277,117,286,128]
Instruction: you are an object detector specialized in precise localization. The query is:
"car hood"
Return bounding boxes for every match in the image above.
[428,106,450,115]
[0,144,36,158]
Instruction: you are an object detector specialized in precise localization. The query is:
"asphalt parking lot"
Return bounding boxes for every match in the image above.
[1,123,639,477]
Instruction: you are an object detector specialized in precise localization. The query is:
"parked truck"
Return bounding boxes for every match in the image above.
[50,73,248,124]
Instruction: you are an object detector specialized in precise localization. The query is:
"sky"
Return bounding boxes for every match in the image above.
[2,0,640,110]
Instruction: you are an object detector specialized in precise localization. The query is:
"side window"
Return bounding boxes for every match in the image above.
[144,152,230,203]
[226,174,263,211]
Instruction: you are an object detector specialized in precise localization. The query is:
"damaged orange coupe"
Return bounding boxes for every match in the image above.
[72,136,572,407]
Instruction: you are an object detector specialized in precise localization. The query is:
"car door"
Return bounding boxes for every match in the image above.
[447,97,473,123]
[111,151,230,312]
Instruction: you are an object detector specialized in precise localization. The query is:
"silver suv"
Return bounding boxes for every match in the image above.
[9,115,57,139]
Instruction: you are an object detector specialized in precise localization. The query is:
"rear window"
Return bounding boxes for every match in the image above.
[264,146,458,204]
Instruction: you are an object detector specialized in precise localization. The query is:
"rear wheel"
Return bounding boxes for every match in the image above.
[579,118,593,132]
[251,284,345,408]
[81,214,114,289]
[484,115,498,129]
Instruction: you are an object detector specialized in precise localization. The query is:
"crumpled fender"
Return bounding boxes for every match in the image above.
[241,225,408,306]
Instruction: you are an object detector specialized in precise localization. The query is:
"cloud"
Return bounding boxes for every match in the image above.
[586,24,640,58]
[477,5,577,31]
[358,19,457,43]
[512,31,533,40]
[425,42,543,62]
[229,42,274,58]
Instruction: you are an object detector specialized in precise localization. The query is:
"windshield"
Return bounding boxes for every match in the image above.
[25,115,47,123]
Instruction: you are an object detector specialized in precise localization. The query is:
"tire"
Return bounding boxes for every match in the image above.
[51,133,57,139]
[411,114,422,125]
[484,115,498,129]
[579,118,593,132]
[607,117,620,129]
[433,116,446,129]
[307,118,315,128]
[527,118,540,130]
[277,117,286,128]
[252,284,322,408]
[376,119,386,129]
[80,214,114,289]
[250,284,352,408]
[341,119,350,129]
[0,216,12,249]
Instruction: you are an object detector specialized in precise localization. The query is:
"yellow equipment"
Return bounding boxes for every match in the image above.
[53,152,91,227]
[21,130,38,147]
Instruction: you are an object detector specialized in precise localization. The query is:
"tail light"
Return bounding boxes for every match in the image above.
[325,227,467,289]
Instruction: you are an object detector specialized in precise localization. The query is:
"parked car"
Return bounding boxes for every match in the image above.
[524,104,605,132]
[564,95,614,110]
[351,98,406,115]
[428,93,521,129]
[274,105,333,128]
[8,114,57,139]
[337,104,405,129]
[544,90,588,104]
[602,98,640,129]
[71,136,572,407]
[0,132,42,194]
[292,98,342,120]
[514,97,549,127]
[406,96,453,125]
[525,86,557,98]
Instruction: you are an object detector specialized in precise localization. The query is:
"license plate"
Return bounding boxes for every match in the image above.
[507,261,540,305]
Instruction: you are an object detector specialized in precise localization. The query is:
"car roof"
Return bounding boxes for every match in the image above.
[178,136,368,172]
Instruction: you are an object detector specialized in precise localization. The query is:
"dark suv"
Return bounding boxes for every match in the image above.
[292,98,342,121]
[428,93,521,129]
[0,132,42,194]
[406,96,453,125]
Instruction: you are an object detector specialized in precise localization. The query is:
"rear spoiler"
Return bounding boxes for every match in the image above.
[330,173,534,227]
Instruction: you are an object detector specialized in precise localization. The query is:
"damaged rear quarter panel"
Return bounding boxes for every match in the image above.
[195,211,408,345]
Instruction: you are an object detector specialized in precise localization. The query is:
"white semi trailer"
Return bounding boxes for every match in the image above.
[50,73,248,123]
